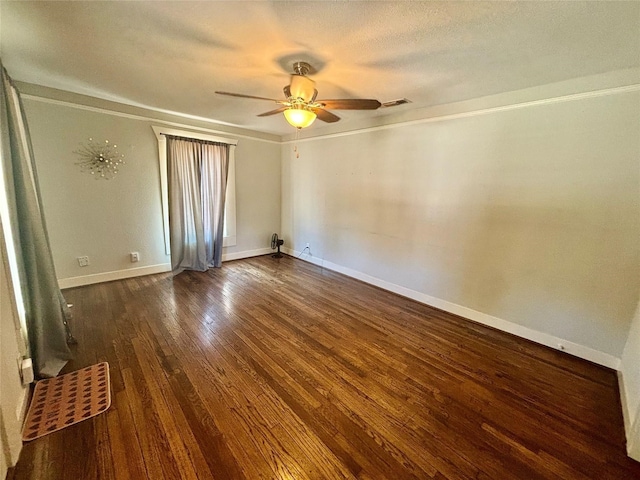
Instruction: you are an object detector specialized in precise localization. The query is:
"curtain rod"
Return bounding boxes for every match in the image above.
[160,132,237,146]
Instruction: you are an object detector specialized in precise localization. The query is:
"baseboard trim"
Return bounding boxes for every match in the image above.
[58,263,172,289]
[283,248,620,370]
[619,370,640,461]
[222,247,272,262]
[619,371,632,434]
[13,386,29,465]
[16,386,29,426]
[58,248,275,289]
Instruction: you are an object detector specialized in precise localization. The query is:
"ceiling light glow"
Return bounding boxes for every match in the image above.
[283,105,317,129]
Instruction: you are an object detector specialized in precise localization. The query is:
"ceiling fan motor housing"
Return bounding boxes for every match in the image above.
[292,62,312,76]
[289,75,316,102]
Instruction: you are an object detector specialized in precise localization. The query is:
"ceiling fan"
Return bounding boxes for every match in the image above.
[216,62,382,129]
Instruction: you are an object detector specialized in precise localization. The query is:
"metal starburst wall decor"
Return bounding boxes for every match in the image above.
[74,138,125,180]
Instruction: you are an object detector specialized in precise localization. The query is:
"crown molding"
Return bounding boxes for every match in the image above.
[282,83,640,144]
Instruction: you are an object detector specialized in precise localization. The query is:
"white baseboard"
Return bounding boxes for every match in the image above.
[619,370,640,461]
[283,248,324,267]
[16,386,28,425]
[58,248,274,289]
[12,386,29,465]
[222,247,272,262]
[283,247,620,370]
[58,263,172,289]
[619,371,632,434]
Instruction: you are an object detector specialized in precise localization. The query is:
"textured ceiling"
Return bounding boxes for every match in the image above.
[1,1,639,135]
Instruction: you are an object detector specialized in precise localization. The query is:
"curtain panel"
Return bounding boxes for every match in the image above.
[0,63,73,378]
[166,135,229,272]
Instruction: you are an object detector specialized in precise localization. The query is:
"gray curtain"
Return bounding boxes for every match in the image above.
[167,135,229,272]
[0,63,73,378]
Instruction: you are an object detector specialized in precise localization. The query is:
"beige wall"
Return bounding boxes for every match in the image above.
[228,138,281,254]
[7,77,640,466]
[282,90,639,359]
[4,71,640,467]
[21,96,281,282]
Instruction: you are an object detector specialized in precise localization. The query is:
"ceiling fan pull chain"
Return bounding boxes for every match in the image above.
[294,128,301,158]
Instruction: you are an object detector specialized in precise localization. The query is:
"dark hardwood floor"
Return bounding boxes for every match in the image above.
[8,255,640,479]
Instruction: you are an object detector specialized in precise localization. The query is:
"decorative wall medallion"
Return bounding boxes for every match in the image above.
[74,138,125,180]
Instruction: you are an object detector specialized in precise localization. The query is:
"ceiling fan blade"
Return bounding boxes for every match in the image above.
[289,75,316,102]
[311,107,340,123]
[215,91,280,102]
[316,99,381,110]
[257,107,288,117]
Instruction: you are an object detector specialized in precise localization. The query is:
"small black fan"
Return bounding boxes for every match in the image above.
[271,233,284,258]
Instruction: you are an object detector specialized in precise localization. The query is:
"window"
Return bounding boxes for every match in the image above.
[152,126,237,255]
[0,146,29,347]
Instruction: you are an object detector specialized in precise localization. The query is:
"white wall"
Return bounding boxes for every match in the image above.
[0,231,29,478]
[282,89,640,363]
[621,302,640,460]
[226,138,281,255]
[21,93,281,285]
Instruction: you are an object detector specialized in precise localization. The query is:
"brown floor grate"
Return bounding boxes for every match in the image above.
[22,362,111,441]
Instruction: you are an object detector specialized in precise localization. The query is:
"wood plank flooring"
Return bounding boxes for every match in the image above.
[8,255,640,479]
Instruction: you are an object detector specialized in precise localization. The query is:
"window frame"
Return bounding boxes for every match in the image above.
[152,126,237,256]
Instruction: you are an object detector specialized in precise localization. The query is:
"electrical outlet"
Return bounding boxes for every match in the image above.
[130,252,140,263]
[77,256,89,267]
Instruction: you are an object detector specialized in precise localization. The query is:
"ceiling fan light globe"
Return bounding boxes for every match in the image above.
[284,108,317,129]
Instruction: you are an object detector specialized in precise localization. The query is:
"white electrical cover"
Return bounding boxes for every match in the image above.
[21,358,34,385]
